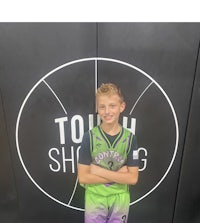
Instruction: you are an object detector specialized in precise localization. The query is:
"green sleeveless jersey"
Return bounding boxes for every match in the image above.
[85,125,135,196]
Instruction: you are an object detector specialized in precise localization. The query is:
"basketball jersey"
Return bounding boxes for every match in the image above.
[85,125,135,196]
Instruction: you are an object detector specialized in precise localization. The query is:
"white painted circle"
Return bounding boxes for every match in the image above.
[16,57,179,211]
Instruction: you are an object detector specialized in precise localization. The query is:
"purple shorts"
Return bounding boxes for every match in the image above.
[84,190,130,223]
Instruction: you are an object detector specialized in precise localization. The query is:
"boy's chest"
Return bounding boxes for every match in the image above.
[91,140,127,170]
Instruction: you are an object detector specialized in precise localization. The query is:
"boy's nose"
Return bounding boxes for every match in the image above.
[105,106,110,113]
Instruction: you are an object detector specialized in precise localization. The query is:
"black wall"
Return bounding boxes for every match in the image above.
[0,23,200,223]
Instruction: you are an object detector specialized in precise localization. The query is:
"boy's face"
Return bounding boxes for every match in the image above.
[97,94,125,125]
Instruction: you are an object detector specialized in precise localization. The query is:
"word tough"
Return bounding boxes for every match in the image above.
[54,114,137,145]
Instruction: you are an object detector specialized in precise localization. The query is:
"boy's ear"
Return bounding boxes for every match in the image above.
[120,102,126,112]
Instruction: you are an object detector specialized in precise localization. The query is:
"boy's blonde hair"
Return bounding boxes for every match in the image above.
[96,83,124,102]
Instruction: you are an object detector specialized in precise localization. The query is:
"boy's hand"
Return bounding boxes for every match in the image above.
[90,164,138,185]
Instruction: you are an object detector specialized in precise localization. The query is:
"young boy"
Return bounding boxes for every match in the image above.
[78,83,139,223]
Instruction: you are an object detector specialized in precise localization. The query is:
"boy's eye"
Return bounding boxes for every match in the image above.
[99,105,105,109]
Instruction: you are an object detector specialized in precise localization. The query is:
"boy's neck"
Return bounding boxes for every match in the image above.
[100,123,121,136]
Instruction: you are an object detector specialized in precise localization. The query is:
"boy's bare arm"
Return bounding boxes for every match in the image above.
[90,164,139,185]
[77,164,112,184]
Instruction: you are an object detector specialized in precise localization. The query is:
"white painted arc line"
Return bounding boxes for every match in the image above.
[129,81,154,115]
[68,177,79,206]
[43,79,77,206]
[43,80,81,206]
[68,147,81,206]
[43,80,68,115]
